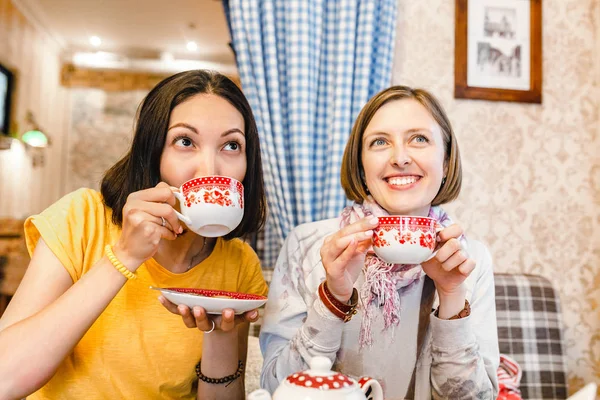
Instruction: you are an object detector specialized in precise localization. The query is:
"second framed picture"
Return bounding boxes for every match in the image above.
[454,0,542,103]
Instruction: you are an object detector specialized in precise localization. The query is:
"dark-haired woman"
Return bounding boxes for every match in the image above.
[0,70,268,400]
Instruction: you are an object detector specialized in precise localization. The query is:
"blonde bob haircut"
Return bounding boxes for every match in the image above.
[341,85,462,207]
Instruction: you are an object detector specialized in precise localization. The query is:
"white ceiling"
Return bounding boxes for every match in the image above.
[17,0,236,72]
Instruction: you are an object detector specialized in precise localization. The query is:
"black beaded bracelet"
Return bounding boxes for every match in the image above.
[195,360,244,386]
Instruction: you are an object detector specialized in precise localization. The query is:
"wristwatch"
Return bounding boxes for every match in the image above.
[434,299,471,320]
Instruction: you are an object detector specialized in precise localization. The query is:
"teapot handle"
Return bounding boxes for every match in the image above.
[358,377,384,400]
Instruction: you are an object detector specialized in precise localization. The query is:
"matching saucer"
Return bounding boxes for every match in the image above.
[152,287,267,315]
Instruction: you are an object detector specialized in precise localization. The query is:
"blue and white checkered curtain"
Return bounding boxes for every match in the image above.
[225,0,397,271]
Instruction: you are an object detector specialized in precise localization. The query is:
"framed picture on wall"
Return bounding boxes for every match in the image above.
[0,63,15,135]
[454,0,542,103]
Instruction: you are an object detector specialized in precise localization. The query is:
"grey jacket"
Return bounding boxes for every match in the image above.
[259,217,499,399]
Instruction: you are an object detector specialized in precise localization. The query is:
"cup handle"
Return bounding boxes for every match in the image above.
[172,191,192,226]
[422,224,444,263]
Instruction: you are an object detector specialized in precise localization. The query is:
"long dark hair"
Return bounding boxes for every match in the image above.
[101,70,267,239]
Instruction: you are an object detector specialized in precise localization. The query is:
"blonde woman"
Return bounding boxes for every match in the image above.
[260,86,499,399]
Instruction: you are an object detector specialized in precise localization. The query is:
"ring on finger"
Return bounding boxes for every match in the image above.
[161,216,166,227]
[201,320,216,334]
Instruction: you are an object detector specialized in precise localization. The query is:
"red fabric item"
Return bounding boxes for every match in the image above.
[497,354,523,400]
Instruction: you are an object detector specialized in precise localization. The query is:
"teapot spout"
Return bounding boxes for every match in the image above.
[358,377,384,400]
[247,388,272,400]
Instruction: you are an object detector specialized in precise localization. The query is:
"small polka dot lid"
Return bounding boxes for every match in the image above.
[285,356,356,391]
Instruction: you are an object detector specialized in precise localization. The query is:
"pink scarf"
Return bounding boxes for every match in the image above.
[339,197,461,348]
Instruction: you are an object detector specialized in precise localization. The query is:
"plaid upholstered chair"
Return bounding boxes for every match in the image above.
[247,273,571,398]
[494,273,569,399]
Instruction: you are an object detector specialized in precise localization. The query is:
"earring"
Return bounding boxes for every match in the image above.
[441,176,447,186]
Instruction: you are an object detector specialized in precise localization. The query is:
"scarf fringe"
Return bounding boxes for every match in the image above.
[340,197,460,349]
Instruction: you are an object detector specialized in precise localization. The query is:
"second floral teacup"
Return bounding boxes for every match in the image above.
[173,176,244,237]
[372,216,440,264]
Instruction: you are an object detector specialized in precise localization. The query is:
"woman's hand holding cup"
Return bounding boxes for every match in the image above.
[421,223,475,318]
[320,216,379,303]
[113,182,183,270]
[420,223,475,296]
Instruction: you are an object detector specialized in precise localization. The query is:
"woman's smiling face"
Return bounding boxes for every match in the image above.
[361,98,446,216]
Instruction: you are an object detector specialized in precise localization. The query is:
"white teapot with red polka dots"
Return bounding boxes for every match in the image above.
[247,356,383,400]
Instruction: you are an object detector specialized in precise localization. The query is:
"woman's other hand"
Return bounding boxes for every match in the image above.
[320,216,379,302]
[421,223,475,317]
[113,182,183,269]
[158,296,259,332]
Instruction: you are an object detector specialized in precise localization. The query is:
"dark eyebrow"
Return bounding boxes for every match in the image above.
[167,124,245,137]
[222,128,245,137]
[167,123,198,134]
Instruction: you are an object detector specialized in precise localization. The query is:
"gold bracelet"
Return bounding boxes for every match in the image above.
[105,245,136,280]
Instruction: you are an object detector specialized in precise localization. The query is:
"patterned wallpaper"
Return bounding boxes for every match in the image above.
[391,0,599,394]
[66,89,146,192]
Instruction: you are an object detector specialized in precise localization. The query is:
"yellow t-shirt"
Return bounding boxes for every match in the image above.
[23,188,268,400]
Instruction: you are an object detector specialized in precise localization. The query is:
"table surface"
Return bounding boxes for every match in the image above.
[246,336,263,395]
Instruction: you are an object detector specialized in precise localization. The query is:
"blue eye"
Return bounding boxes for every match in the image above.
[370,138,387,147]
[413,135,429,144]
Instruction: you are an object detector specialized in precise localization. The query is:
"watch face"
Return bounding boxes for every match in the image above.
[437,300,470,320]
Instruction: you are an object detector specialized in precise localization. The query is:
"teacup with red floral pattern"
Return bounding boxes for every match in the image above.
[173,176,244,237]
[372,216,440,264]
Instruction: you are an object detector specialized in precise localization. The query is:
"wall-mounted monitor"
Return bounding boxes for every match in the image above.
[0,63,15,135]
